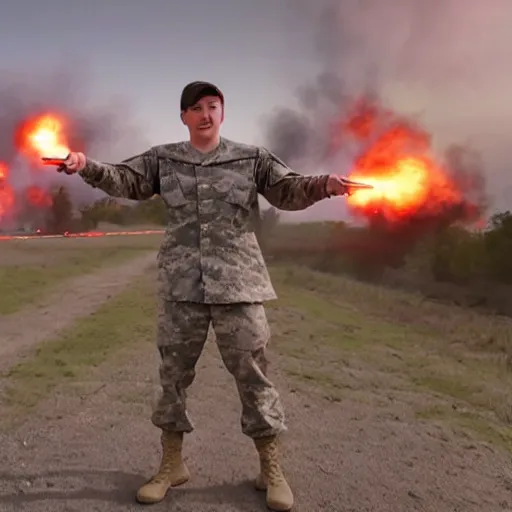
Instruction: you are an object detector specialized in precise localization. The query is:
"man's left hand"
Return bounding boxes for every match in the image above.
[326,174,350,196]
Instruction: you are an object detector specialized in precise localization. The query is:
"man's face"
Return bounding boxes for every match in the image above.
[181,95,224,140]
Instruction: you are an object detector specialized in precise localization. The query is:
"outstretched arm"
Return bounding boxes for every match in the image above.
[67,148,159,201]
[254,148,336,211]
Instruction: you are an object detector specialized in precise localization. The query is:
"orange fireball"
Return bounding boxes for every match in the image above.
[15,113,70,165]
[342,100,468,223]
[348,156,463,221]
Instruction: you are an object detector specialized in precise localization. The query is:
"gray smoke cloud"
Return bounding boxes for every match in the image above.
[0,63,148,228]
[263,0,512,218]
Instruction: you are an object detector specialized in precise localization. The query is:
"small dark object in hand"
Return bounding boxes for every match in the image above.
[41,157,67,165]
[340,177,374,190]
[41,154,73,174]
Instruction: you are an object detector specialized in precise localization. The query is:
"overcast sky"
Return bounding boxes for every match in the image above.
[1,0,511,218]
[0,0,312,146]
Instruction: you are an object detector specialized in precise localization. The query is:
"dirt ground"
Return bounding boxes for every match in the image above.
[1,335,512,512]
[1,244,512,512]
[0,251,157,372]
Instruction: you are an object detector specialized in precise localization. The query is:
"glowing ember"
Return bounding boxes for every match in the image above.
[15,113,70,164]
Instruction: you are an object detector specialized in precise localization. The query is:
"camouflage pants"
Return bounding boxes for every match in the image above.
[151,301,287,439]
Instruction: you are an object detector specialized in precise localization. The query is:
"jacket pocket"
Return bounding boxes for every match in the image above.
[160,169,189,207]
[211,178,253,210]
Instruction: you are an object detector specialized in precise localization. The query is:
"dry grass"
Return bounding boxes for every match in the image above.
[0,274,157,430]
[271,263,512,357]
[0,234,162,315]
[0,233,163,266]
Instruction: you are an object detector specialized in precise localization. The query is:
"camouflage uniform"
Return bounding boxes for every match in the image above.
[78,137,331,440]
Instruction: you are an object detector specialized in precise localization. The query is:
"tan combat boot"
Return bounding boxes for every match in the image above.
[254,436,294,511]
[136,430,190,504]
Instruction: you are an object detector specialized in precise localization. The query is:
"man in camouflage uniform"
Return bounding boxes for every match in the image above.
[61,81,351,511]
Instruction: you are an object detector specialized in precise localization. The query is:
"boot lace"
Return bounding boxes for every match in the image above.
[258,439,285,485]
[148,433,183,484]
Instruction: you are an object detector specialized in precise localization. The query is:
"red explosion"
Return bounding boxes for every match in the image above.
[0,112,73,228]
[322,96,487,276]
[15,112,71,164]
[339,97,483,228]
[0,162,15,221]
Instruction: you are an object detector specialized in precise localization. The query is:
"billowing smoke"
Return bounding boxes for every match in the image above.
[264,0,511,186]
[0,64,148,230]
[262,0,505,264]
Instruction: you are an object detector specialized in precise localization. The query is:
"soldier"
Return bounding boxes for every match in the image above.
[60,81,352,512]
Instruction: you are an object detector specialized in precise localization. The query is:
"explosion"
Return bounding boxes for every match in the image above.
[320,96,486,274]
[0,162,15,222]
[0,67,147,234]
[265,86,487,275]
[16,113,71,164]
[0,111,70,231]
[0,112,74,231]
[335,97,484,230]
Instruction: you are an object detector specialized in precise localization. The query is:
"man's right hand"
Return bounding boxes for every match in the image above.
[58,152,86,174]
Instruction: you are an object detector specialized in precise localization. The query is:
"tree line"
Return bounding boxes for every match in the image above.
[25,184,512,314]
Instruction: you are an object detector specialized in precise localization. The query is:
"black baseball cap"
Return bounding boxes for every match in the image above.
[180,81,224,111]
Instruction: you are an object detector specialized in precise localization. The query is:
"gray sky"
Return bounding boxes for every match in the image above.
[1,0,511,219]
[0,0,311,147]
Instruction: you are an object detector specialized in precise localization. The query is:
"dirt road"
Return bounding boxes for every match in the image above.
[0,251,157,372]
[1,260,512,511]
[1,340,512,511]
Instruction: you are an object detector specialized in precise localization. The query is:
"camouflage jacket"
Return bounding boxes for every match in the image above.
[78,137,331,303]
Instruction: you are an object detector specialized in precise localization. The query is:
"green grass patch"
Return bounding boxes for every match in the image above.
[0,275,157,422]
[269,285,415,353]
[269,263,512,356]
[415,404,512,452]
[411,374,484,403]
[0,246,154,315]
